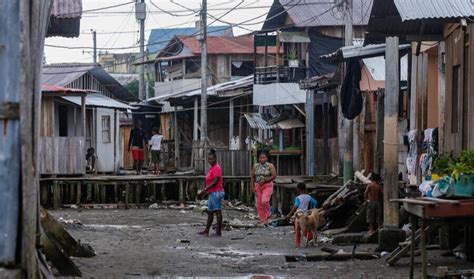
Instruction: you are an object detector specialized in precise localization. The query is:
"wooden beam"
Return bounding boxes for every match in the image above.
[229,99,234,148]
[374,89,385,174]
[306,90,315,176]
[174,106,180,167]
[383,37,400,228]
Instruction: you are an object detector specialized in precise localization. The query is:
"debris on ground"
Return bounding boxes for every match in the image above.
[285,248,380,262]
[224,218,257,230]
[58,217,83,226]
[176,239,190,244]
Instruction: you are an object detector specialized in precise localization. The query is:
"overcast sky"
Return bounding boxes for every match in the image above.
[44,0,274,64]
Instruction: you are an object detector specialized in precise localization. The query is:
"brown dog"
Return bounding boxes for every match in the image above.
[296,209,324,247]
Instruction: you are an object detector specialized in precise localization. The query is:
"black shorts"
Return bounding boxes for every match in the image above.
[151,150,160,164]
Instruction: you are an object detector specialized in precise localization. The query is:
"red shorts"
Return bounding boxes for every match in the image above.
[132,149,145,161]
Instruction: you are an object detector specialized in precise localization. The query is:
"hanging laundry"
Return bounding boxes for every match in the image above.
[406,129,418,175]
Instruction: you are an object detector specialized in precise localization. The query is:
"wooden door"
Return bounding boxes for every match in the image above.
[121,125,134,169]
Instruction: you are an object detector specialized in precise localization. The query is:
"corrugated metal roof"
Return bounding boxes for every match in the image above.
[147,75,253,102]
[41,84,89,94]
[42,63,138,102]
[61,93,132,110]
[51,0,82,18]
[245,113,278,130]
[279,0,373,27]
[244,113,305,130]
[394,0,474,21]
[279,31,311,43]
[365,0,445,44]
[320,43,411,61]
[147,26,233,55]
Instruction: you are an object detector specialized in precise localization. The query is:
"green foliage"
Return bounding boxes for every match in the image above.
[431,153,455,175]
[126,80,139,97]
[433,150,474,181]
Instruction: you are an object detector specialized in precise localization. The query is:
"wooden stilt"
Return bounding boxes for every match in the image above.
[40,182,48,207]
[100,185,106,203]
[161,183,166,201]
[76,182,81,205]
[409,216,416,279]
[240,181,245,203]
[421,219,427,279]
[179,180,185,204]
[125,183,130,209]
[113,183,118,203]
[53,181,60,210]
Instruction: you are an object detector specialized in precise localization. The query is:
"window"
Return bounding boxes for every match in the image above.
[58,105,68,137]
[101,116,111,143]
[452,65,461,133]
[231,60,253,77]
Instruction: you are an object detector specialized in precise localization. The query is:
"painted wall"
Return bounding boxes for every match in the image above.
[253,83,306,106]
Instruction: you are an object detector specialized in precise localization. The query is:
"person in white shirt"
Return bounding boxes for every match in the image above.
[149,127,163,175]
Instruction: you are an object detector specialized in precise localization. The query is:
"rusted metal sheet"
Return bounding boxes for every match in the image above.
[401,199,474,219]
[0,0,21,264]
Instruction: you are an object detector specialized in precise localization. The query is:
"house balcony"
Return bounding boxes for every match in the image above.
[154,78,202,98]
[254,66,308,85]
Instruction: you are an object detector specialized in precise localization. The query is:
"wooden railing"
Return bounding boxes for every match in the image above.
[39,137,85,175]
[254,66,308,85]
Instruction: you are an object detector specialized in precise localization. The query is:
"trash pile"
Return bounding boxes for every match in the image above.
[319,171,372,234]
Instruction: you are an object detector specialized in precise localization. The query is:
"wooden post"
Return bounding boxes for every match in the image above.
[323,99,330,174]
[174,106,180,168]
[53,181,60,210]
[383,37,400,228]
[420,218,427,279]
[179,180,185,204]
[375,89,385,175]
[76,183,81,206]
[229,99,234,147]
[306,90,315,176]
[125,183,130,209]
[409,216,416,279]
[193,98,199,141]
[437,42,446,152]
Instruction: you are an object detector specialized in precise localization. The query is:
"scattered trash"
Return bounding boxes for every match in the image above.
[176,239,190,244]
[70,204,79,209]
[401,223,412,237]
[319,236,332,244]
[244,213,258,220]
[231,237,245,240]
[380,251,390,259]
[180,210,187,214]
[149,203,159,209]
[58,217,82,226]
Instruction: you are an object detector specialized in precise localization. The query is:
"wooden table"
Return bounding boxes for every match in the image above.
[391,198,474,279]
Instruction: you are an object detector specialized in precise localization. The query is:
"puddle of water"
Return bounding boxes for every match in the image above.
[196,248,285,260]
[84,224,143,229]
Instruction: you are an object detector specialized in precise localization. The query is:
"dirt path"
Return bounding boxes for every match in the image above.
[51,209,472,278]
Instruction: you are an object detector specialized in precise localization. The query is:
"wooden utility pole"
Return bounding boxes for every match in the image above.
[200,0,208,166]
[92,30,97,64]
[383,37,400,228]
[343,0,354,183]
[136,0,146,100]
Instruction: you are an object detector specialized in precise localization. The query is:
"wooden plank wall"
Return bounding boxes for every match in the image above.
[215,150,251,176]
[40,96,55,137]
[39,137,85,175]
[445,27,465,155]
[314,138,339,175]
[469,24,474,149]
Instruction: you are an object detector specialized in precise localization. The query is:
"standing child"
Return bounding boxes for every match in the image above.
[365,173,383,235]
[149,127,163,175]
[286,183,319,247]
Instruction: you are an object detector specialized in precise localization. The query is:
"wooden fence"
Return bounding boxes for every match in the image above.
[215,150,251,176]
[39,137,85,175]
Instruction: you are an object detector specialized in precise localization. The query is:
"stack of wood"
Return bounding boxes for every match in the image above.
[319,171,373,232]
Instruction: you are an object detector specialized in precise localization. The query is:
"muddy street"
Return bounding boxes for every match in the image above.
[49,208,471,278]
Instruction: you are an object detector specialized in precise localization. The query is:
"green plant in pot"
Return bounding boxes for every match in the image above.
[286,47,299,67]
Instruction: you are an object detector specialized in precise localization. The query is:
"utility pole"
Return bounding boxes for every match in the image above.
[199,0,208,144]
[136,0,146,101]
[343,0,354,183]
[92,30,97,64]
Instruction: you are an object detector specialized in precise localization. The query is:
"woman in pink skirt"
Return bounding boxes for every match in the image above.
[251,150,277,225]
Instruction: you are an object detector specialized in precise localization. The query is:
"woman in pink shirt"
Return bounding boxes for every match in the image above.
[198,149,225,237]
